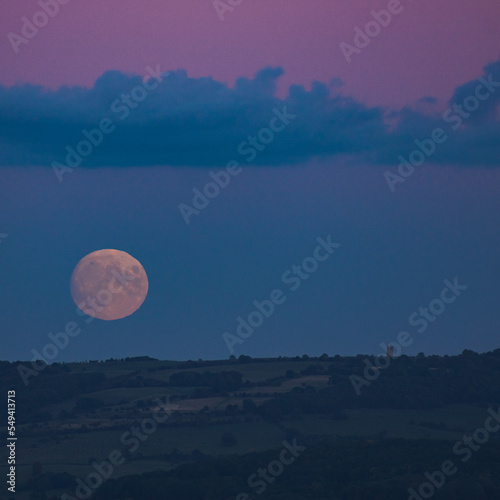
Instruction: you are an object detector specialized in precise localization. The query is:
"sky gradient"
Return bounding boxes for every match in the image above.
[1,0,499,363]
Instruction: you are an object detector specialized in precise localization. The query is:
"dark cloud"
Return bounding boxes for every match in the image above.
[0,60,499,168]
[449,59,500,125]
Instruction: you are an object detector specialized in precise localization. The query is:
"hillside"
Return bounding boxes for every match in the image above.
[1,350,500,499]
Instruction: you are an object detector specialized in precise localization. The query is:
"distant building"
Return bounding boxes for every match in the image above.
[387,345,394,358]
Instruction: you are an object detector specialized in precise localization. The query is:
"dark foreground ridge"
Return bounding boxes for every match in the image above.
[1,349,500,499]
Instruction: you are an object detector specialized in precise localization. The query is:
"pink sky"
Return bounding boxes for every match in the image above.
[1,1,500,363]
[1,0,500,108]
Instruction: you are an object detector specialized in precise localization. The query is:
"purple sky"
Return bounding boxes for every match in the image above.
[2,0,500,107]
[1,1,499,363]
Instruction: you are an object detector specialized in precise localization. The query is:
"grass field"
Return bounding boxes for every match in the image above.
[9,403,492,488]
[289,404,493,440]
[74,358,331,383]
[3,356,499,499]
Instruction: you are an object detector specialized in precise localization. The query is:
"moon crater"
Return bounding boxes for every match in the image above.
[70,249,148,321]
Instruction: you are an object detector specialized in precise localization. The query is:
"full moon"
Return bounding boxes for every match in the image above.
[70,249,148,320]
